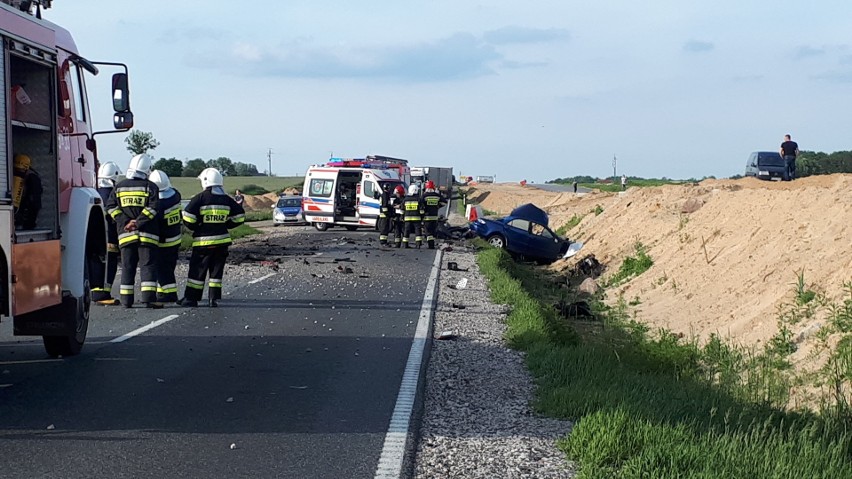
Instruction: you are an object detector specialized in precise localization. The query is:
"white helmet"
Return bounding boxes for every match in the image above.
[149,170,175,199]
[198,167,224,189]
[408,184,420,196]
[126,153,154,179]
[97,161,122,188]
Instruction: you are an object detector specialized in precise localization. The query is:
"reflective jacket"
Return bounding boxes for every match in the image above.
[157,191,183,248]
[97,186,119,247]
[402,194,422,222]
[107,177,160,246]
[421,191,445,221]
[181,187,246,247]
[379,188,394,218]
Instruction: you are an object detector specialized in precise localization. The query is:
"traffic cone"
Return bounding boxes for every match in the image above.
[466,204,478,222]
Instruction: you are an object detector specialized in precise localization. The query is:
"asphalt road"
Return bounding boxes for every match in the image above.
[530,183,591,194]
[0,228,439,478]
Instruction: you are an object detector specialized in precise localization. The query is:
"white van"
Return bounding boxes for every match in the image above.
[302,160,407,231]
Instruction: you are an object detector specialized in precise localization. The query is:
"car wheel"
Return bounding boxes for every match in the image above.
[487,234,506,249]
[314,222,329,231]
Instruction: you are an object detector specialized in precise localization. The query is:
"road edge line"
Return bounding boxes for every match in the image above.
[373,248,442,479]
[248,272,277,285]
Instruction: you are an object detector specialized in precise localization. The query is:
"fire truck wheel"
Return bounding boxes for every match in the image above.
[43,259,90,357]
[314,222,329,232]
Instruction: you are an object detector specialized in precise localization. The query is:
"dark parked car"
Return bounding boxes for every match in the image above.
[469,203,571,264]
[273,195,306,225]
[745,151,789,181]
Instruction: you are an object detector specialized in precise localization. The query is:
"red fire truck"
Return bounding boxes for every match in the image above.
[1,0,134,356]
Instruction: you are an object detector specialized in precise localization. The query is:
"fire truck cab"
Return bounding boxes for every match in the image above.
[0,0,134,356]
[302,157,408,231]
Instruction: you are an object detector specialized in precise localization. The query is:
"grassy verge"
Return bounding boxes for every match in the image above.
[179,223,261,250]
[476,245,852,478]
[245,210,273,222]
[556,213,586,237]
[170,176,303,197]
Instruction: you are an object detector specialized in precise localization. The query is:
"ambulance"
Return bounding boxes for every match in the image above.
[302,157,408,231]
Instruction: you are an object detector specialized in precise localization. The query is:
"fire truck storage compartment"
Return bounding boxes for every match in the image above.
[5,40,59,243]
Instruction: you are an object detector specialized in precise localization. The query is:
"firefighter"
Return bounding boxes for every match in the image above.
[12,154,42,230]
[421,180,446,249]
[377,183,394,246]
[402,184,423,248]
[391,185,405,248]
[179,168,245,308]
[106,153,162,309]
[150,170,182,303]
[91,161,123,305]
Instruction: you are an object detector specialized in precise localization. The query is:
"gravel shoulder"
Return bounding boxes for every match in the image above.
[413,239,574,478]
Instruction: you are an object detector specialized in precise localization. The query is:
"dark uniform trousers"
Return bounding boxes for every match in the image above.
[184,245,229,301]
[402,195,423,247]
[156,245,180,302]
[91,246,119,302]
[120,244,158,307]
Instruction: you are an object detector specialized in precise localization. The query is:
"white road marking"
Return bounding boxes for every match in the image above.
[248,273,277,284]
[110,314,180,344]
[374,249,442,479]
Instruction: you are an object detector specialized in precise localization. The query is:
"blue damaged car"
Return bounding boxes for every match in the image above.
[469,203,571,264]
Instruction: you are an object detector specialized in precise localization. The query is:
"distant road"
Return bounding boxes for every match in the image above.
[530,183,592,193]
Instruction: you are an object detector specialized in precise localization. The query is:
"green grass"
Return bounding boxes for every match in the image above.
[575,178,687,192]
[244,210,273,222]
[179,223,261,250]
[169,176,303,197]
[475,245,852,478]
[556,213,585,237]
[604,242,654,287]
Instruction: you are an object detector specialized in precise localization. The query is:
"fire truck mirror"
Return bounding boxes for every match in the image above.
[113,111,134,130]
[86,138,97,152]
[111,73,130,112]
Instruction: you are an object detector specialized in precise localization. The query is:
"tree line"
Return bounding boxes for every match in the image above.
[123,129,264,178]
[796,150,852,177]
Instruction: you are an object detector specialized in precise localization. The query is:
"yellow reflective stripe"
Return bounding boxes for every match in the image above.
[200,205,230,213]
[424,216,439,221]
[164,204,182,214]
[186,279,205,290]
[109,209,122,219]
[404,217,421,221]
[182,211,198,224]
[116,191,147,197]
[157,285,178,293]
[208,279,222,288]
[142,207,157,219]
[118,234,139,245]
[116,186,148,193]
[159,234,182,247]
[192,238,232,247]
[229,213,246,223]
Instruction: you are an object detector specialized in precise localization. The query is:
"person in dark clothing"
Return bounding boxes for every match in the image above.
[150,170,182,303]
[106,154,162,309]
[391,185,405,248]
[402,184,423,248]
[179,167,246,308]
[420,180,446,249]
[377,183,394,246]
[91,161,123,305]
[12,154,42,230]
[780,134,799,180]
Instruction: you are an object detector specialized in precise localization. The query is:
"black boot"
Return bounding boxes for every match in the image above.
[209,299,219,308]
[178,298,198,308]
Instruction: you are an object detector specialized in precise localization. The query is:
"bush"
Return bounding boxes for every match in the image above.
[238,184,269,195]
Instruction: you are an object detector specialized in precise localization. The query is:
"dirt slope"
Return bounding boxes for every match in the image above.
[467,176,852,367]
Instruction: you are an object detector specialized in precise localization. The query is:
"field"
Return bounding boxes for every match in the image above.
[168,176,303,197]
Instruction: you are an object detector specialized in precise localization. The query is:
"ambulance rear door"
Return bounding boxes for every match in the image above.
[302,167,337,225]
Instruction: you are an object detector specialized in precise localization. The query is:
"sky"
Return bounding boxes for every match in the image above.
[45,1,852,182]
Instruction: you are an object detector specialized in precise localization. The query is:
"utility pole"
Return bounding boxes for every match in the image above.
[267,148,273,177]
[612,155,617,181]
